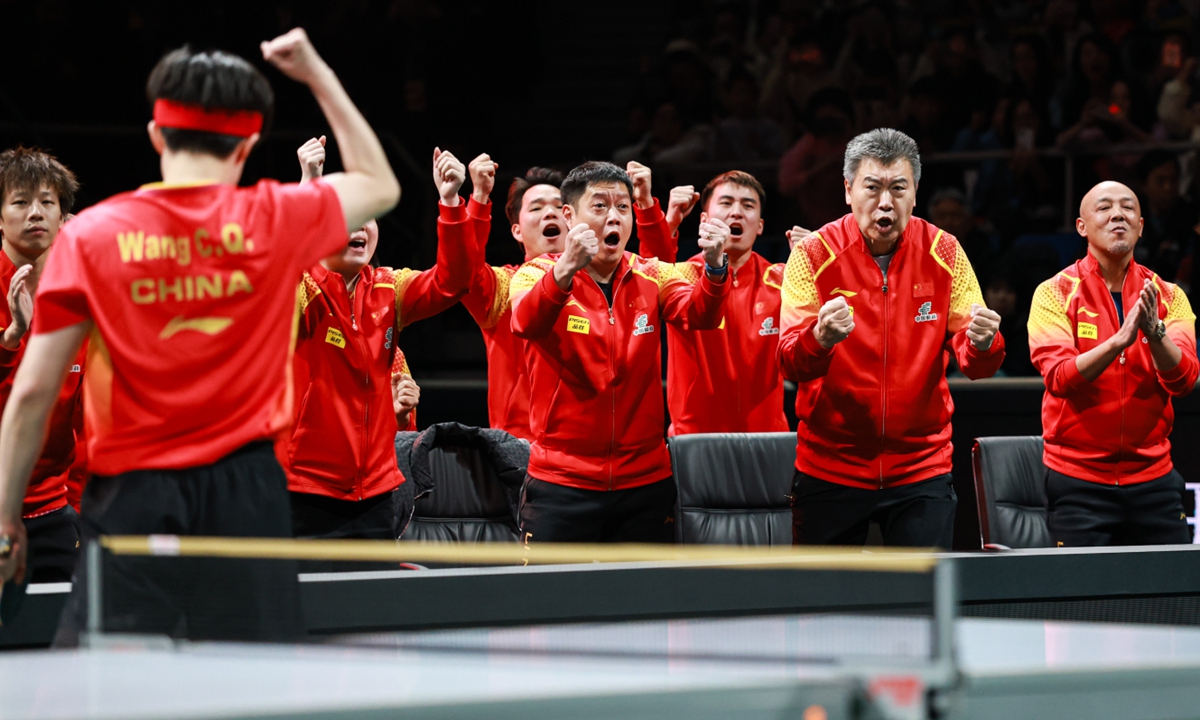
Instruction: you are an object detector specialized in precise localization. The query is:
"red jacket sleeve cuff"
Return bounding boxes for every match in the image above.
[467,196,491,221]
[634,198,664,224]
[439,200,468,222]
[1157,352,1198,389]
[1058,357,1089,394]
[539,270,572,305]
[797,320,836,359]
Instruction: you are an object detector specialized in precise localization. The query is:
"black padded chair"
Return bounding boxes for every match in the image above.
[972,436,1052,549]
[396,423,528,543]
[668,432,796,545]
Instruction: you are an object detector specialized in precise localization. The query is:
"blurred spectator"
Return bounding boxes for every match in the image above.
[928,188,998,273]
[613,102,715,166]
[1005,36,1056,118]
[982,260,1035,376]
[662,40,718,127]
[778,88,856,229]
[911,27,1001,137]
[1054,32,1121,131]
[974,94,1062,242]
[901,77,956,154]
[760,31,835,141]
[1135,149,1198,294]
[715,69,786,161]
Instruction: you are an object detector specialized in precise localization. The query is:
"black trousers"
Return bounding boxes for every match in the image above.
[54,441,304,647]
[290,488,411,540]
[0,505,81,627]
[519,476,677,543]
[1046,468,1191,546]
[791,471,957,549]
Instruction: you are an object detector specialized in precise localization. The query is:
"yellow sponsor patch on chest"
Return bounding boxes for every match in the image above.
[1077,322,1098,340]
[567,315,591,334]
[325,327,346,348]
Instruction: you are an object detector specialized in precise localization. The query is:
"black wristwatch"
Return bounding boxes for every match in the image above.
[705,253,729,277]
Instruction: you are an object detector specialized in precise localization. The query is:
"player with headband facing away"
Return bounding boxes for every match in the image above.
[0,29,400,644]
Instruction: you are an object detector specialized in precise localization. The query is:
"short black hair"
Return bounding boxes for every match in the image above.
[560,161,633,209]
[505,167,564,226]
[0,147,79,215]
[146,46,274,159]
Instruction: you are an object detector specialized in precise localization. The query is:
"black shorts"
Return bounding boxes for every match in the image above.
[791,471,957,549]
[1046,468,1191,547]
[519,476,677,544]
[54,441,304,647]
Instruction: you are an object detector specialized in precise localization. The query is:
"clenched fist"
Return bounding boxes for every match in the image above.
[697,217,730,273]
[432,147,466,206]
[469,153,498,204]
[626,161,654,210]
[814,296,855,349]
[392,374,420,425]
[785,225,812,251]
[553,223,599,290]
[967,303,1002,351]
[261,28,329,86]
[665,185,700,236]
[297,136,326,183]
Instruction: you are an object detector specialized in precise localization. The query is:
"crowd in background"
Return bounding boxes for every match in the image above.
[614,0,1200,376]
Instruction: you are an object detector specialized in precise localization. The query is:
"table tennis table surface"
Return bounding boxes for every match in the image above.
[5,612,1200,720]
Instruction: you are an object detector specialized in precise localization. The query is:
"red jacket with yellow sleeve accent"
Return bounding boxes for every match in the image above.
[665,252,789,435]
[509,251,730,490]
[778,214,1005,489]
[285,201,473,501]
[1029,253,1198,484]
[0,251,87,518]
[461,197,672,441]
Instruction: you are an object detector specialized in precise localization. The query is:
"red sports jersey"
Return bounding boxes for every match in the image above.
[0,251,86,517]
[778,214,1005,488]
[510,252,729,490]
[666,253,788,435]
[33,179,347,476]
[286,201,473,500]
[1029,253,1199,484]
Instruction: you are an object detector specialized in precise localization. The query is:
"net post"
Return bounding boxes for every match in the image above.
[931,555,958,672]
[85,539,103,642]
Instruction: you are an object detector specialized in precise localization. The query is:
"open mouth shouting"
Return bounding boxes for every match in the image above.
[603,231,621,247]
[728,223,744,238]
[542,224,562,238]
[875,216,895,234]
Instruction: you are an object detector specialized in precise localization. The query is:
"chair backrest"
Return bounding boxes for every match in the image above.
[398,429,527,544]
[972,436,1052,549]
[669,432,796,545]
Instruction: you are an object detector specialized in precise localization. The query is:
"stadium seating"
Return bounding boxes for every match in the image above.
[668,432,796,545]
[396,424,527,543]
[972,436,1052,549]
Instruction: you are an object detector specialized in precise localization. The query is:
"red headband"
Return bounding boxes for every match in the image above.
[153,99,263,137]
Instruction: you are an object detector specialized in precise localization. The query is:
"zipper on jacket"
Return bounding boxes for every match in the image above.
[878,262,889,488]
[606,282,619,489]
[1104,282,1126,485]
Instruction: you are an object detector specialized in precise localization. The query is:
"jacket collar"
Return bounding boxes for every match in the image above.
[309,261,370,289]
[1078,250,1143,286]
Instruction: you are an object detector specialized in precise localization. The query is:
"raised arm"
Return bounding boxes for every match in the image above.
[778,237,843,382]
[659,218,729,327]
[262,28,400,232]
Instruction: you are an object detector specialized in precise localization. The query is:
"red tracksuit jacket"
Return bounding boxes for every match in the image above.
[285,201,473,500]
[510,251,730,490]
[778,214,1005,488]
[1029,252,1198,484]
[640,226,788,435]
[463,198,674,441]
[0,251,86,518]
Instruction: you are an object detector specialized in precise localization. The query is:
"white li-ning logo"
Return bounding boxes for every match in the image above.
[758,317,780,336]
[632,313,655,336]
[914,301,939,323]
